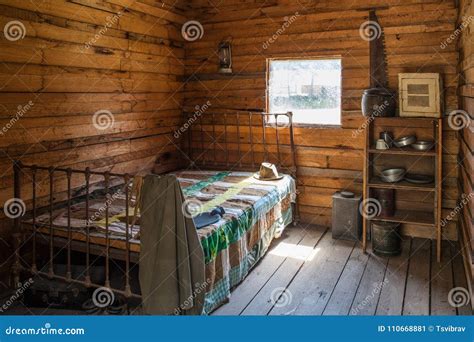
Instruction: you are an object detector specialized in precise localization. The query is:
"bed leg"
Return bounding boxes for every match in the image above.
[11,232,22,288]
[11,160,22,288]
[292,195,300,227]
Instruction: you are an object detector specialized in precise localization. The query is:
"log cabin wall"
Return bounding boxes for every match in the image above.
[457,0,474,287]
[0,0,468,289]
[182,0,461,238]
[0,0,187,286]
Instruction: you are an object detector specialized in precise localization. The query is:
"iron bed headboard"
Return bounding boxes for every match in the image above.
[184,111,297,178]
[10,111,299,306]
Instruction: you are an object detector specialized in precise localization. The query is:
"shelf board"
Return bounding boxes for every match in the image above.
[371,209,435,226]
[368,177,435,192]
[368,147,436,156]
[371,117,440,128]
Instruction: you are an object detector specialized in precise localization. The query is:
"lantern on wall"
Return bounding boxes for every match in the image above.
[218,41,232,73]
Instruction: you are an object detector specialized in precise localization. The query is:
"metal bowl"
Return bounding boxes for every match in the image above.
[393,135,416,148]
[380,168,406,183]
[411,140,435,151]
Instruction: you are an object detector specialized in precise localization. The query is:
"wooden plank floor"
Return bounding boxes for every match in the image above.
[214,225,472,316]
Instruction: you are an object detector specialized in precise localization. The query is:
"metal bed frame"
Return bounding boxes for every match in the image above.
[11,111,299,304]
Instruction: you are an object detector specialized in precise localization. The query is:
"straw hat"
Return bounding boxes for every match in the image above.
[253,162,283,181]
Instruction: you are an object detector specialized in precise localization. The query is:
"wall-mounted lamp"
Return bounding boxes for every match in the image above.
[218,41,232,73]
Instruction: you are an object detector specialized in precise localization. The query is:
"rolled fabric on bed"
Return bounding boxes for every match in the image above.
[139,174,205,315]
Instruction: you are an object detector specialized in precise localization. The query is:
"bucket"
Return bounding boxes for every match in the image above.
[371,221,401,257]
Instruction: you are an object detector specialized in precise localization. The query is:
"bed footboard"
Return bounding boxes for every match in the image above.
[11,161,141,306]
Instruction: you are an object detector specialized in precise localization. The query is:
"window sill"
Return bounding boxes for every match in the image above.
[265,122,342,129]
[291,123,342,129]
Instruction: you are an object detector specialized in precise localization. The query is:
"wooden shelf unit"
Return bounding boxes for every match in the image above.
[368,147,437,157]
[371,209,435,226]
[363,117,443,262]
[368,178,435,192]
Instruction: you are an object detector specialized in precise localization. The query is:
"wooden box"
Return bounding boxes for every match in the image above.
[398,73,442,118]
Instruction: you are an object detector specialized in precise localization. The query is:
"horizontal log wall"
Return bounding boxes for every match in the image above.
[182,0,461,238]
[457,0,474,286]
[0,0,187,285]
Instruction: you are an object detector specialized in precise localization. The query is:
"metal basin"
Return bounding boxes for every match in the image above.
[393,135,416,148]
[411,140,435,151]
[380,168,406,183]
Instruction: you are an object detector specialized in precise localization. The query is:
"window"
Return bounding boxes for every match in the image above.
[267,59,342,126]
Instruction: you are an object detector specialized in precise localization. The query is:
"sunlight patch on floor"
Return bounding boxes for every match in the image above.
[269,242,320,261]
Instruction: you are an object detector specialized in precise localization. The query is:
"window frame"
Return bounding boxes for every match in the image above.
[265,56,343,128]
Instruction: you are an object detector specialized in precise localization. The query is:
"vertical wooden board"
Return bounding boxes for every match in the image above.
[450,243,473,315]
[403,238,431,315]
[213,226,309,315]
[322,245,369,315]
[268,233,355,315]
[349,253,388,315]
[376,238,411,315]
[241,226,327,315]
[430,240,456,315]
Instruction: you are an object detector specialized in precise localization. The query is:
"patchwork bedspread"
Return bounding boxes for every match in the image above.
[27,170,297,314]
[173,170,296,313]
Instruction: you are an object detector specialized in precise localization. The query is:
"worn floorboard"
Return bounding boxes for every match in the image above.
[349,253,389,315]
[241,226,326,315]
[269,233,355,315]
[375,239,411,315]
[214,226,309,315]
[3,226,471,316]
[403,238,432,315]
[214,227,471,316]
[430,240,456,315]
[322,245,368,315]
[450,243,473,315]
